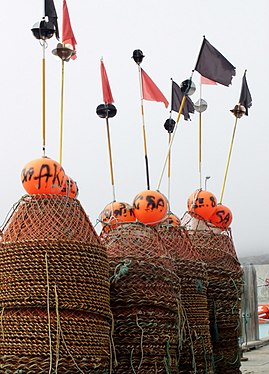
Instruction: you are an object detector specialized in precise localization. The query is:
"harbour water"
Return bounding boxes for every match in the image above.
[259,323,269,338]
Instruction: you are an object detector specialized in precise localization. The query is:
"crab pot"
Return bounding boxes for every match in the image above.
[185,215,243,374]
[0,195,111,373]
[101,222,180,373]
[157,223,214,373]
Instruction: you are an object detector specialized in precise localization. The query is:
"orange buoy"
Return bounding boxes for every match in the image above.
[258,304,269,320]
[187,189,217,221]
[133,190,168,225]
[210,204,233,229]
[21,157,65,195]
[60,175,78,198]
[100,201,136,231]
[161,212,181,227]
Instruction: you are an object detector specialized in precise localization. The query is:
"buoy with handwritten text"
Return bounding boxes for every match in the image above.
[100,201,136,232]
[133,190,168,225]
[209,204,233,229]
[161,212,181,227]
[21,157,65,195]
[60,175,78,198]
[187,189,217,221]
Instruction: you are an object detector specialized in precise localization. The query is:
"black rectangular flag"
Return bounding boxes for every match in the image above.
[45,0,59,39]
[239,70,252,115]
[171,80,194,120]
[195,37,236,87]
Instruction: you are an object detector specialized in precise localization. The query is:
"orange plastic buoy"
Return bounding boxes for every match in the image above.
[187,189,217,221]
[258,304,269,320]
[100,201,136,231]
[21,157,65,195]
[60,175,78,198]
[161,212,181,227]
[210,204,233,229]
[133,190,168,225]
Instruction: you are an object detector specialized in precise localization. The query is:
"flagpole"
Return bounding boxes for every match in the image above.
[157,95,186,191]
[220,116,238,203]
[198,82,202,189]
[59,59,65,164]
[168,131,171,201]
[138,64,151,190]
[42,41,46,156]
[106,116,116,201]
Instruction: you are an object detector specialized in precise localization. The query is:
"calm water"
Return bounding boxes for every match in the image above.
[259,323,269,338]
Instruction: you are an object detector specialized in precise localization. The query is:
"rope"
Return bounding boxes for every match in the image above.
[130,347,136,374]
[55,285,61,373]
[136,315,144,370]
[110,259,132,283]
[0,307,4,341]
[164,339,172,374]
[60,323,85,373]
[110,312,118,369]
[45,252,53,374]
[200,336,208,374]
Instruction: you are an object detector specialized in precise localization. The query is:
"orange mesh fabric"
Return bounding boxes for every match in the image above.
[1,194,100,245]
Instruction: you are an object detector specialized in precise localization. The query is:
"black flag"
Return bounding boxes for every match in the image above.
[195,37,236,87]
[45,0,59,39]
[239,71,252,116]
[171,80,194,120]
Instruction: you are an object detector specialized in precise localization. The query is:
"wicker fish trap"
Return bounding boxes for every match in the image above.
[0,308,110,373]
[1,194,100,244]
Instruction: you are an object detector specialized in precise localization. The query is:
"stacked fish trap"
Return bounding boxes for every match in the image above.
[101,222,180,373]
[157,223,214,374]
[0,195,111,373]
[184,213,243,374]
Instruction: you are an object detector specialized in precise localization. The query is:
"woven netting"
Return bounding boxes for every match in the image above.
[101,223,181,373]
[156,224,198,260]
[0,240,110,316]
[206,266,243,374]
[0,195,111,372]
[100,222,174,270]
[156,225,213,373]
[187,228,241,272]
[109,259,180,373]
[175,260,213,374]
[0,308,110,373]
[1,195,100,244]
[187,225,243,373]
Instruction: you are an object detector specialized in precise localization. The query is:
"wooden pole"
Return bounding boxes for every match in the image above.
[167,132,171,202]
[59,60,65,165]
[220,116,238,203]
[198,111,202,189]
[42,42,46,156]
[157,95,186,191]
[138,65,150,190]
[105,116,116,202]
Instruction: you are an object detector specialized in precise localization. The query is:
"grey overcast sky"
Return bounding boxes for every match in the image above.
[0,0,268,257]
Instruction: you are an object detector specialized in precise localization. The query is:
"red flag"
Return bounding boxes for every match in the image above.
[141,69,169,108]
[100,60,114,104]
[201,75,217,85]
[62,0,77,59]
